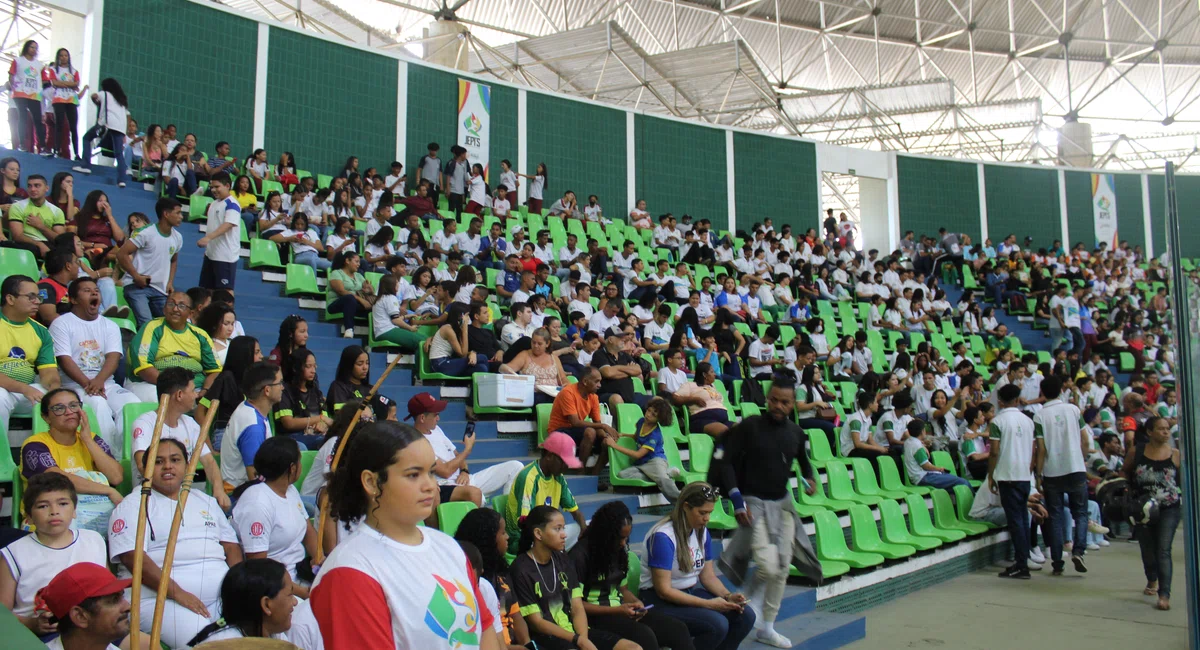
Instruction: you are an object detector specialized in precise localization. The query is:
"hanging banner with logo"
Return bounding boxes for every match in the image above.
[458,79,490,181]
[1092,173,1118,250]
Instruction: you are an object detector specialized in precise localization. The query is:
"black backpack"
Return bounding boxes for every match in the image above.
[739,358,766,407]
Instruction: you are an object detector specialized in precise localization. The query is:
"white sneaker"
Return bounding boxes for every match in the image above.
[668,466,681,479]
[756,629,793,649]
[1098,538,1111,547]
[342,328,354,338]
[1029,547,1047,564]
[71,165,91,174]
[1086,543,1101,551]
[1088,521,1110,535]
[117,181,126,188]
[1028,561,1043,571]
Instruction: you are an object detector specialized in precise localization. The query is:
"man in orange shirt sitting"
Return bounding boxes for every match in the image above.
[548,366,619,476]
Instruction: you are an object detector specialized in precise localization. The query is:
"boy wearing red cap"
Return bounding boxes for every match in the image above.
[37,562,132,650]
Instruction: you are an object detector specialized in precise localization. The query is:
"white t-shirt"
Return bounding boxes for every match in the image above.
[492,197,511,217]
[220,402,273,490]
[233,482,310,580]
[658,367,688,393]
[529,175,545,200]
[990,407,1035,482]
[588,311,620,334]
[641,523,712,591]
[643,321,674,347]
[49,312,122,385]
[108,490,236,608]
[1034,399,1087,477]
[205,196,243,264]
[286,597,325,650]
[373,294,401,336]
[130,412,211,485]
[568,299,594,320]
[457,231,483,256]
[284,227,321,256]
[902,436,931,485]
[119,224,183,296]
[501,322,535,347]
[384,174,406,195]
[432,230,459,252]
[301,436,337,498]
[1,530,107,616]
[423,426,462,485]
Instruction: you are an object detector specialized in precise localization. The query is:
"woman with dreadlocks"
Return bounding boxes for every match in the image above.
[568,502,694,650]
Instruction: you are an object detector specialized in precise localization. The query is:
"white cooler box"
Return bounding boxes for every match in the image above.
[477,374,536,408]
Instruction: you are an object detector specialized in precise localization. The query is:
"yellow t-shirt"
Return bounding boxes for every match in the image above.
[0,315,55,384]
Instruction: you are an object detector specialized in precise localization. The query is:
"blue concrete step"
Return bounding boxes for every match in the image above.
[771,612,866,650]
[452,437,531,457]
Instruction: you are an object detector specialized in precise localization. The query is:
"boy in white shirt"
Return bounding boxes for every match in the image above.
[568,283,594,319]
[456,217,484,257]
[583,195,603,222]
[491,185,511,219]
[384,161,406,196]
[431,218,460,254]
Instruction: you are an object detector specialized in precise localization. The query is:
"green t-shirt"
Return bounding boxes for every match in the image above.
[326,269,364,306]
[7,199,65,242]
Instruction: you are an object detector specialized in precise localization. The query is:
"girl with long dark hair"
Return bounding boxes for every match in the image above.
[195,335,262,450]
[570,501,694,650]
[77,78,130,185]
[455,507,533,648]
[276,347,332,449]
[187,558,296,644]
[267,314,308,366]
[9,40,43,153]
[46,48,82,158]
[325,344,395,421]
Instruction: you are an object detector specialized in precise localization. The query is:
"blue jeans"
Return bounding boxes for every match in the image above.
[124,284,167,330]
[918,471,971,490]
[1137,505,1181,598]
[97,277,118,312]
[166,169,198,197]
[294,250,332,272]
[639,585,755,650]
[999,480,1032,569]
[210,426,225,451]
[81,128,127,186]
[1066,326,1085,358]
[431,356,489,377]
[1043,472,1089,566]
[327,294,359,331]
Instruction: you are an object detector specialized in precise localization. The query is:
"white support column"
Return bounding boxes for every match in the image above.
[1142,173,1154,257]
[725,129,736,234]
[977,163,989,242]
[252,23,269,149]
[886,152,900,252]
[395,61,407,164]
[627,112,636,215]
[1057,169,1069,246]
[517,89,527,204]
[80,0,103,124]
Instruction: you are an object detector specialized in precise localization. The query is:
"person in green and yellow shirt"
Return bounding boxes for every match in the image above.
[126,290,221,402]
[7,174,65,258]
[0,275,61,441]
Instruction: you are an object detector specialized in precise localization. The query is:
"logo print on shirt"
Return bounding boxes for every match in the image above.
[424,574,480,648]
[112,519,126,534]
[8,347,25,360]
[250,522,265,537]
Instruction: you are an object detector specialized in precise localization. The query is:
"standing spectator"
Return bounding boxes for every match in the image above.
[8,174,66,259]
[220,361,284,494]
[443,145,470,217]
[0,275,61,443]
[520,162,547,215]
[8,40,43,153]
[416,142,443,206]
[1125,416,1182,611]
[196,173,242,293]
[326,250,373,339]
[76,78,129,187]
[49,277,141,449]
[125,290,221,402]
[504,432,589,553]
[1034,376,1092,575]
[116,198,181,329]
[989,384,1037,579]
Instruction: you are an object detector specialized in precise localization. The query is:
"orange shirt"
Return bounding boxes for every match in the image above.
[548,383,601,431]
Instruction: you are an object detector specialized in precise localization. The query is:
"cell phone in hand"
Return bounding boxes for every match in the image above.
[637,604,654,612]
[464,422,476,438]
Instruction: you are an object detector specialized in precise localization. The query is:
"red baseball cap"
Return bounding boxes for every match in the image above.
[37,563,131,620]
[542,432,583,469]
[406,392,448,420]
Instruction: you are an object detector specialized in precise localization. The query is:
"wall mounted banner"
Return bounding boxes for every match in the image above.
[1092,173,1118,250]
[458,79,491,181]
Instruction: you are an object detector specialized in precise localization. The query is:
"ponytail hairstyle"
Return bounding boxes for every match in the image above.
[230,436,300,500]
[187,558,288,645]
[516,505,561,555]
[326,421,423,532]
[657,482,717,573]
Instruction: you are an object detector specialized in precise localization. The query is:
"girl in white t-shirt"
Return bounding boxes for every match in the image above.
[629,198,652,230]
[465,163,489,215]
[1,473,107,635]
[231,437,318,598]
[246,148,269,191]
[500,159,519,193]
[185,558,297,645]
[518,162,547,215]
[325,216,358,260]
[311,421,500,648]
[364,227,396,272]
[283,213,331,272]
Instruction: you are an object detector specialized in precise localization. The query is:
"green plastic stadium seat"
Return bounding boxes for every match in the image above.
[249,238,285,271]
[953,484,998,529]
[294,450,316,489]
[930,451,958,476]
[417,345,468,382]
[795,466,853,513]
[804,428,849,469]
[1119,352,1136,372]
[846,504,916,559]
[904,494,966,542]
[0,435,15,483]
[825,462,883,506]
[437,501,477,535]
[609,436,656,488]
[536,403,553,444]
[188,195,212,223]
[707,498,738,531]
[680,434,713,484]
[0,248,38,284]
[625,550,641,590]
[316,174,333,189]
[811,509,884,569]
[930,489,989,535]
[877,500,942,551]
[876,456,931,496]
[849,458,907,500]
[121,402,158,462]
[284,263,321,296]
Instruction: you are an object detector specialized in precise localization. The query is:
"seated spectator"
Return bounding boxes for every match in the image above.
[196,301,236,365]
[116,197,182,329]
[49,276,141,450]
[161,142,198,198]
[232,174,260,220]
[639,482,755,650]
[504,433,589,553]
[454,508,532,647]
[903,420,970,491]
[500,328,567,405]
[283,213,331,272]
[266,313,308,367]
[232,437,318,598]
[410,392,524,509]
[131,366,228,506]
[840,392,886,460]
[547,190,577,218]
[19,389,120,534]
[326,250,373,339]
[8,174,66,259]
[0,473,106,636]
[970,475,1048,531]
[186,558,296,644]
[54,231,125,318]
[70,190,126,271]
[324,344,395,421]
[109,438,242,647]
[35,248,77,327]
[31,563,134,650]
[548,367,619,472]
[220,361,284,494]
[428,303,490,377]
[195,335,261,450]
[272,347,332,451]
[300,400,369,512]
[593,328,651,411]
[960,405,991,480]
[501,301,536,351]
[126,289,221,402]
[673,362,733,438]
[610,397,681,500]
[512,505,637,650]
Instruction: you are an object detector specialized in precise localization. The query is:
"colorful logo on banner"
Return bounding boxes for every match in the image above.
[1091,173,1118,250]
[457,79,491,181]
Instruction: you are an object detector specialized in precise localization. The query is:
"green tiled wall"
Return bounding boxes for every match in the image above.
[1063,171,1094,248]
[732,132,818,234]
[100,0,257,158]
[1113,173,1145,249]
[984,164,1060,248]
[635,115,726,225]
[266,29,396,177]
[528,93,627,218]
[406,66,518,188]
[1148,175,1166,255]
[1174,175,1200,257]
[897,156,981,243]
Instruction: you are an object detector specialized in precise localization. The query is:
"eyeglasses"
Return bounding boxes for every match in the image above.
[697,485,721,500]
[18,292,41,303]
[164,301,192,310]
[48,401,82,415]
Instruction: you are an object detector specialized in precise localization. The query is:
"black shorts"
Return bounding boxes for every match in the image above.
[531,629,624,650]
[199,257,237,290]
[438,485,457,503]
[560,426,590,447]
[689,408,730,433]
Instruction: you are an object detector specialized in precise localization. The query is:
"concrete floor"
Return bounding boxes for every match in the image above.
[847,533,1190,650]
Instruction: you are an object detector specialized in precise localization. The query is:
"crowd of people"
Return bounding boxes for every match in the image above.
[0,50,1187,648]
